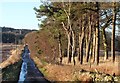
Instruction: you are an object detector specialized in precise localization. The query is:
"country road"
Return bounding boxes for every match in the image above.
[18,45,50,83]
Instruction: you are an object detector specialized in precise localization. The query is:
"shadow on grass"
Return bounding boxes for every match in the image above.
[2,59,22,83]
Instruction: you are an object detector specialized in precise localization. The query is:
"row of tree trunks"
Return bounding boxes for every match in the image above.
[61,0,76,64]
[34,1,118,65]
[60,2,117,65]
[61,22,71,63]
[78,14,86,64]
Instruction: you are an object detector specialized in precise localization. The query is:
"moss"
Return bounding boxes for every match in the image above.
[41,59,48,65]
[2,59,22,82]
[39,67,47,77]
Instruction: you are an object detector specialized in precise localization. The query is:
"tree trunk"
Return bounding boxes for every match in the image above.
[102,28,108,60]
[71,30,76,65]
[111,2,116,63]
[58,32,62,64]
[79,16,86,64]
[61,22,72,63]
[78,33,81,61]
[95,2,100,65]
[92,32,96,63]
[78,19,82,61]
[85,31,88,56]
[86,15,92,62]
[59,42,62,64]
[67,32,71,63]
[79,34,85,64]
[67,1,72,63]
[95,25,100,65]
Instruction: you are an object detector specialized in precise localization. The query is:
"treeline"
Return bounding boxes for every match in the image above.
[0,27,37,44]
[34,2,120,65]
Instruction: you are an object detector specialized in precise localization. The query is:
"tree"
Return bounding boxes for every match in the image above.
[99,9,111,60]
[34,1,120,65]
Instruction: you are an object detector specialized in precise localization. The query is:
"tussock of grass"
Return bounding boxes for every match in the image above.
[32,56,48,77]
[41,59,48,65]
[39,67,47,77]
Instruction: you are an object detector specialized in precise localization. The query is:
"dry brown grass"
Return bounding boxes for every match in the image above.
[0,45,23,69]
[39,60,120,81]
[24,31,120,81]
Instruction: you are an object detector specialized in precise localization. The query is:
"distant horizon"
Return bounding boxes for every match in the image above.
[0,26,38,30]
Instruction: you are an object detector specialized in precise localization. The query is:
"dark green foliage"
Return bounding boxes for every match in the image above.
[34,2,120,64]
[2,60,22,82]
[1,27,36,44]
[2,32,15,43]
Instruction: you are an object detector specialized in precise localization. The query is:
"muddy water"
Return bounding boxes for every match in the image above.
[18,47,29,83]
[18,62,27,82]
[18,45,50,83]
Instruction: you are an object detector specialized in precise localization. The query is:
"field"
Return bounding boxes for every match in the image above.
[2,44,22,62]
[0,43,23,82]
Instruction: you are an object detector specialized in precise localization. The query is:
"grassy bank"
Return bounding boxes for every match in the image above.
[2,59,22,82]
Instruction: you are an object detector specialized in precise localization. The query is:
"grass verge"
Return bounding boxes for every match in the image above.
[39,67,47,77]
[2,59,22,82]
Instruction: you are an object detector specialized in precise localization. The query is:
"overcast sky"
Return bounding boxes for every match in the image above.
[0,1,41,30]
